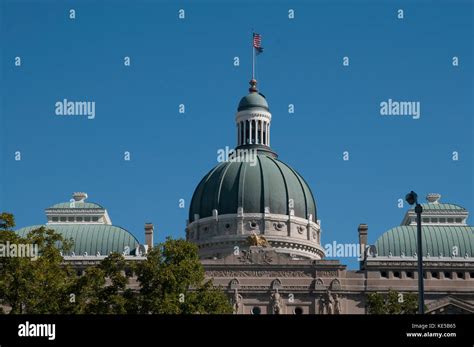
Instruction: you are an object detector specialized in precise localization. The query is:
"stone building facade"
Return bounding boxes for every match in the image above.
[15,79,474,314]
[186,79,474,314]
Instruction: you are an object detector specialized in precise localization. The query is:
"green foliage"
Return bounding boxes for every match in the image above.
[0,223,74,314]
[70,253,133,314]
[367,289,418,314]
[181,280,234,314]
[0,214,231,314]
[0,213,15,230]
[135,237,232,314]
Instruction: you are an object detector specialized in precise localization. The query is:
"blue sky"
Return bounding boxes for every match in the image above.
[1,0,472,269]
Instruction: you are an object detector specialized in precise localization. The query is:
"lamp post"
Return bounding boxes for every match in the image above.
[405,191,424,314]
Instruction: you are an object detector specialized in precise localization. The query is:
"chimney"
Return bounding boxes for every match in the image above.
[145,223,154,249]
[358,224,368,248]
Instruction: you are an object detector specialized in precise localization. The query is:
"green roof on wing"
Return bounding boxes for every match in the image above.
[418,203,466,211]
[375,225,474,257]
[16,224,139,256]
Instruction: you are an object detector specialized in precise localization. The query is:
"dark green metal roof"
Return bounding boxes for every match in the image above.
[16,224,139,255]
[189,153,317,222]
[238,92,269,111]
[47,202,104,209]
[375,225,474,257]
[418,203,466,211]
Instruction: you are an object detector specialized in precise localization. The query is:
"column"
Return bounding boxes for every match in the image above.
[265,122,268,145]
[254,120,258,144]
[266,122,269,145]
[249,120,252,144]
[260,120,263,145]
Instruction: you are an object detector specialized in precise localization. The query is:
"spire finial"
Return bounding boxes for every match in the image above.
[249,79,258,93]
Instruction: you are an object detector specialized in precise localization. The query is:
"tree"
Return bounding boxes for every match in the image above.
[135,237,232,314]
[0,215,74,314]
[70,253,135,314]
[367,289,418,314]
[1,213,232,314]
[0,213,15,230]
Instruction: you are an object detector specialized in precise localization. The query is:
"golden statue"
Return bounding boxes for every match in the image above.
[247,232,270,247]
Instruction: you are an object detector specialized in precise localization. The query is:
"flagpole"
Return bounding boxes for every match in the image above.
[252,33,255,80]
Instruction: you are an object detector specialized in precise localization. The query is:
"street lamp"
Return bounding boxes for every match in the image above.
[405,190,424,314]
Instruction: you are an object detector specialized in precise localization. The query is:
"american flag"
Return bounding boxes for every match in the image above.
[253,33,264,54]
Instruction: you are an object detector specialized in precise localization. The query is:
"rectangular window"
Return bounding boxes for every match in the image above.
[76,217,83,222]
[84,217,91,222]
[68,217,74,222]
[431,218,438,223]
[92,217,99,222]
[60,217,66,222]
[455,218,462,223]
[422,218,429,223]
[439,218,446,223]
[52,217,58,222]
[447,218,453,223]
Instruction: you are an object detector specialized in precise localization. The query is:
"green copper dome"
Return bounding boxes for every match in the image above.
[16,224,139,256]
[189,153,317,223]
[375,225,474,257]
[238,92,269,111]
